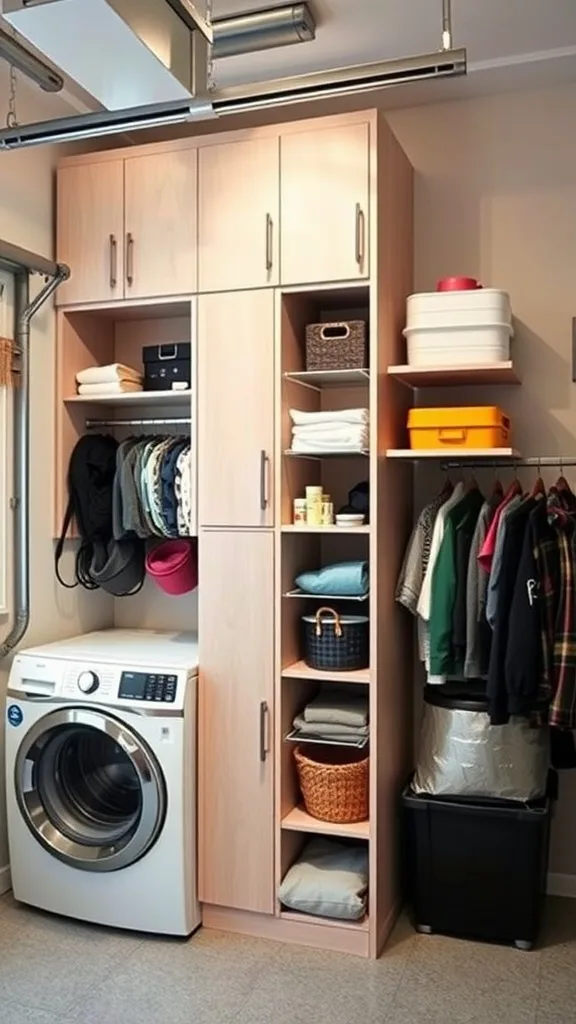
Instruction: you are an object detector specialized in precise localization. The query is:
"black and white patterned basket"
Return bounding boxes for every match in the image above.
[302,607,369,672]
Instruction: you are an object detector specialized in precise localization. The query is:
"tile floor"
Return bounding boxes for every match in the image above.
[0,892,574,1024]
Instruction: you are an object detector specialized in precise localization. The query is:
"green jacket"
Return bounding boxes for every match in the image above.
[429,488,485,676]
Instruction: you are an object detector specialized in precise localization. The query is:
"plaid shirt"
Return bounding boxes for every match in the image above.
[537,491,576,729]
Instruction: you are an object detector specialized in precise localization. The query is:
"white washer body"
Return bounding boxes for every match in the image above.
[5,629,200,937]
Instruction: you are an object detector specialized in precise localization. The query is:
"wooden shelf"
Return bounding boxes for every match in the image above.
[281,660,370,685]
[386,448,521,460]
[387,362,519,388]
[64,389,191,407]
[280,909,369,932]
[281,525,369,534]
[284,368,369,389]
[284,449,369,459]
[282,804,370,841]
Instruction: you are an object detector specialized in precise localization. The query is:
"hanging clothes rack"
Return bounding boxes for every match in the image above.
[440,456,576,470]
[85,416,191,429]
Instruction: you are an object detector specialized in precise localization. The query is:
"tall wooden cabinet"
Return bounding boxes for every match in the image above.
[54,111,413,959]
[198,530,274,914]
[198,289,274,528]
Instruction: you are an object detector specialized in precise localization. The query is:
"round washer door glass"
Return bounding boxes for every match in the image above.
[15,707,167,872]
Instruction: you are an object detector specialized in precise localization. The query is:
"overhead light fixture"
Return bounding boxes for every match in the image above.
[0,0,466,149]
[0,26,63,92]
[211,3,315,60]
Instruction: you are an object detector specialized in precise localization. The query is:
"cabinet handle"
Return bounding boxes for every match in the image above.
[260,449,269,511]
[126,232,134,286]
[109,234,117,288]
[355,203,365,268]
[265,213,273,272]
[259,701,269,763]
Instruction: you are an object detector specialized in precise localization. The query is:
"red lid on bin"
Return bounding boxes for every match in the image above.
[437,276,482,291]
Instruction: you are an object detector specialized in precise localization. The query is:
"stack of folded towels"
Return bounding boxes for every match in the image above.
[76,363,143,396]
[289,408,369,454]
[293,685,369,744]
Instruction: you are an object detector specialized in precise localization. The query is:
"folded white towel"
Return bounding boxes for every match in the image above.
[292,424,369,440]
[78,381,143,395]
[76,363,143,386]
[291,437,369,454]
[290,408,369,427]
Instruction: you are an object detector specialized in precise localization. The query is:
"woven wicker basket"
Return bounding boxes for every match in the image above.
[305,320,367,372]
[294,745,369,824]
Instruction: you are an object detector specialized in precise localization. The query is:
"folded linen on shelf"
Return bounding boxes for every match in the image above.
[290,408,369,427]
[295,561,369,597]
[293,716,369,739]
[78,381,144,395]
[292,424,368,440]
[291,435,368,454]
[304,687,369,727]
[76,363,143,386]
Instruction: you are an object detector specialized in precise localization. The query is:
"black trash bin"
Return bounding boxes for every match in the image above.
[402,786,552,949]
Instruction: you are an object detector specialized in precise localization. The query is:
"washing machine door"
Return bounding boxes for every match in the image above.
[14,707,167,872]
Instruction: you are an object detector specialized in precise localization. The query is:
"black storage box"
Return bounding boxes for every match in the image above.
[402,785,552,949]
[143,343,191,391]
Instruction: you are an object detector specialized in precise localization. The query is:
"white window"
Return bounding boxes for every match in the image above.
[0,269,14,616]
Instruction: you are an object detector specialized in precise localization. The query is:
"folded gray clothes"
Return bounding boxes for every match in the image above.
[303,689,369,727]
[293,715,369,738]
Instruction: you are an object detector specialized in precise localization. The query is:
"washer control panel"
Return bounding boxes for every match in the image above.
[118,671,178,703]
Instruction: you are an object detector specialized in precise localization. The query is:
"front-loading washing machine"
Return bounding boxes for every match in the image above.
[5,629,201,936]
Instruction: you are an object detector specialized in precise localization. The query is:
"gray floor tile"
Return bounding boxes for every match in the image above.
[65,927,278,1024]
[0,904,142,1015]
[0,1006,60,1024]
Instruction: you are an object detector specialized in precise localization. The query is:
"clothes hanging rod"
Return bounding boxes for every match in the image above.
[85,417,191,428]
[440,456,576,470]
[0,238,64,278]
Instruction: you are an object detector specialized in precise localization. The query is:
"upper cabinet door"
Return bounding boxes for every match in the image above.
[198,290,274,528]
[280,122,370,285]
[198,137,279,292]
[124,149,198,300]
[56,160,124,306]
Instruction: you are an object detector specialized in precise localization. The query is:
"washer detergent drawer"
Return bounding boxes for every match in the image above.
[15,707,167,872]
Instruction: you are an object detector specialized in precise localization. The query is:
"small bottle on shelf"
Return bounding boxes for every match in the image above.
[293,498,308,525]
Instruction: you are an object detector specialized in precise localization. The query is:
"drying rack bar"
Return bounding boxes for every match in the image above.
[86,416,191,429]
[441,456,576,470]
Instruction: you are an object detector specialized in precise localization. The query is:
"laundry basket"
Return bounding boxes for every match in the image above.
[294,746,369,823]
[302,608,369,671]
[305,320,367,371]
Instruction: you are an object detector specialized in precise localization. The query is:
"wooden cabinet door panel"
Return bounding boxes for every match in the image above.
[199,136,279,292]
[198,529,274,913]
[198,290,274,528]
[124,149,197,299]
[280,122,370,285]
[56,160,124,305]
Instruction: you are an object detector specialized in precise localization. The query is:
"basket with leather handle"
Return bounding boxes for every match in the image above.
[305,320,367,371]
[294,745,369,823]
[302,607,369,672]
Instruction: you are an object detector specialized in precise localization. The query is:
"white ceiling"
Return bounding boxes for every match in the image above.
[211,0,576,90]
[2,0,576,120]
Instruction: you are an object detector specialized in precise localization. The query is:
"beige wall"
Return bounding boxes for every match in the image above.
[387,82,576,879]
[0,75,111,874]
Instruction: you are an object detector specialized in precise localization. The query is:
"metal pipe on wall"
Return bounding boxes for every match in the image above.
[0,258,70,660]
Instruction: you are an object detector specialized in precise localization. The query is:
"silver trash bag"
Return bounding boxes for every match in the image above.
[413,686,549,802]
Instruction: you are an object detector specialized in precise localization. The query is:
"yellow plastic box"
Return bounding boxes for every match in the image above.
[407,406,511,450]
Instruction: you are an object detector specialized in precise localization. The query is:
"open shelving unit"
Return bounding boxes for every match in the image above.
[387,361,520,388]
[284,367,370,389]
[386,447,520,460]
[64,389,191,408]
[281,805,370,840]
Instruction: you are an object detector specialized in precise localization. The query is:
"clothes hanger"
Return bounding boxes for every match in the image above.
[504,460,523,498]
[491,461,504,498]
[555,457,572,494]
[530,457,546,498]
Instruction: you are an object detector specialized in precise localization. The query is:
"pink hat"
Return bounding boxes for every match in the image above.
[146,539,198,596]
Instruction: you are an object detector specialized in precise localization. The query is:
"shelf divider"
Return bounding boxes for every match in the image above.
[387,362,519,388]
[281,804,370,840]
[282,659,370,685]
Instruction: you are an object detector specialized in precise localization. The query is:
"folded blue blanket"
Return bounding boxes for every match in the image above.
[295,561,369,597]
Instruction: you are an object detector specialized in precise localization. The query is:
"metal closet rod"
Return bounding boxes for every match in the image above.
[441,457,576,470]
[86,417,191,428]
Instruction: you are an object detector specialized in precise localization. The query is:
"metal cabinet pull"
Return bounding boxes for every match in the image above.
[126,232,134,286]
[259,701,269,763]
[109,234,117,288]
[265,213,273,272]
[260,449,269,511]
[355,203,365,268]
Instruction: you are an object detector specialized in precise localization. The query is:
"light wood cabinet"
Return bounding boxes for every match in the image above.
[56,149,197,305]
[280,122,370,285]
[124,150,197,300]
[198,289,274,528]
[198,137,279,292]
[56,160,124,305]
[198,529,274,914]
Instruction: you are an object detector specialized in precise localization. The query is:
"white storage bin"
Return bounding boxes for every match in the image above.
[403,288,513,367]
